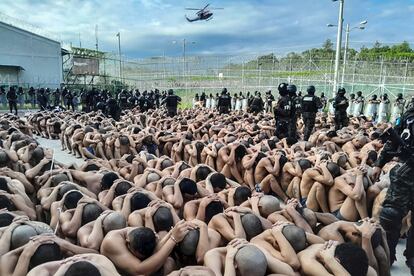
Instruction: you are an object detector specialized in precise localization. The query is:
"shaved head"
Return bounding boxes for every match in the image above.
[282,225,307,252]
[235,245,267,276]
[102,212,127,234]
[51,173,69,186]
[241,214,263,240]
[162,178,175,187]
[0,151,9,166]
[11,225,37,249]
[161,159,173,170]
[259,195,281,217]
[147,172,161,183]
[178,229,200,256]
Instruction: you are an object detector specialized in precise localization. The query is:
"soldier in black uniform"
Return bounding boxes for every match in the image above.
[333,88,349,131]
[372,107,414,273]
[273,83,291,139]
[287,84,299,139]
[138,91,150,112]
[162,89,181,117]
[37,88,48,111]
[200,92,207,107]
[265,90,275,113]
[217,88,231,114]
[118,89,129,110]
[106,97,120,121]
[301,85,322,141]
[53,88,61,107]
[154,89,161,108]
[65,90,75,111]
[249,92,264,114]
[6,87,18,115]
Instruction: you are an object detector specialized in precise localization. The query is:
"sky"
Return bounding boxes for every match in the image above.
[1,0,413,58]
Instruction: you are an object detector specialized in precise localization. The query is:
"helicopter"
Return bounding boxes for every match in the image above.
[185,3,223,22]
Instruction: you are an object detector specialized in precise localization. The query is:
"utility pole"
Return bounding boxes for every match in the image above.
[341,23,350,86]
[333,0,344,96]
[116,32,122,83]
[183,39,186,80]
[95,25,99,51]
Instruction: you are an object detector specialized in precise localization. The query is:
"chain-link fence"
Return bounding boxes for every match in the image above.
[64,52,414,104]
[2,51,414,109]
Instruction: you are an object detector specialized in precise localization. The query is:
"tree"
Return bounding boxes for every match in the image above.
[323,39,334,51]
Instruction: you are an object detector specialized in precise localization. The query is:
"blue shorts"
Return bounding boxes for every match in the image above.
[331,209,346,221]
[86,146,95,155]
[300,197,307,208]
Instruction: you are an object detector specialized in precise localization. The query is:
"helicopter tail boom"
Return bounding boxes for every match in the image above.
[185,15,198,22]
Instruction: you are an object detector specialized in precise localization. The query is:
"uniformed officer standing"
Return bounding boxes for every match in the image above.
[106,97,120,121]
[301,85,322,141]
[273,83,291,139]
[333,88,349,130]
[249,92,264,114]
[217,88,231,114]
[138,91,153,112]
[118,89,129,110]
[53,88,61,107]
[265,90,275,113]
[6,87,18,115]
[287,84,299,139]
[162,89,181,117]
[372,106,414,274]
[320,92,327,112]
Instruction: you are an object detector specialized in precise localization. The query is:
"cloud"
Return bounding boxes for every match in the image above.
[0,0,412,58]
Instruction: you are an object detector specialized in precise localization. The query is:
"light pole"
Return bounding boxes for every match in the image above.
[328,20,367,86]
[116,32,122,83]
[172,39,196,98]
[172,39,196,76]
[332,0,344,96]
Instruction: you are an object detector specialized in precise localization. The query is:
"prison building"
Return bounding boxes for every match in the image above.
[0,20,63,89]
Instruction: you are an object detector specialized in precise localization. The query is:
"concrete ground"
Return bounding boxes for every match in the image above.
[34,136,412,276]
[36,136,84,167]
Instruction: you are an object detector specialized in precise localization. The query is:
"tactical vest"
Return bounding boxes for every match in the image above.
[166,96,178,108]
[302,95,317,113]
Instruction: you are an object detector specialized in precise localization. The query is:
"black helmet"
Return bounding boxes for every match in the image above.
[222,88,227,94]
[287,84,297,95]
[397,93,403,99]
[337,88,346,95]
[278,83,288,96]
[307,85,316,95]
[168,89,173,95]
[357,91,362,96]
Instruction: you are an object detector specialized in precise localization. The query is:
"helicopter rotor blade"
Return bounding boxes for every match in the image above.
[185,8,202,10]
[202,3,210,11]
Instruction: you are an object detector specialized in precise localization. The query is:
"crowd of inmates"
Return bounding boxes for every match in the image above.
[0,102,409,276]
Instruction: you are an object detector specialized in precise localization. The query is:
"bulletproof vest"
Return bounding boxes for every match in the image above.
[251,97,262,108]
[166,95,178,108]
[107,98,117,108]
[293,96,302,110]
[7,91,17,100]
[277,96,292,118]
[302,95,317,113]
[120,93,128,102]
[220,95,231,107]
[335,95,348,112]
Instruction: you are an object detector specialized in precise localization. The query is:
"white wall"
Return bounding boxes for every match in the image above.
[0,22,62,88]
